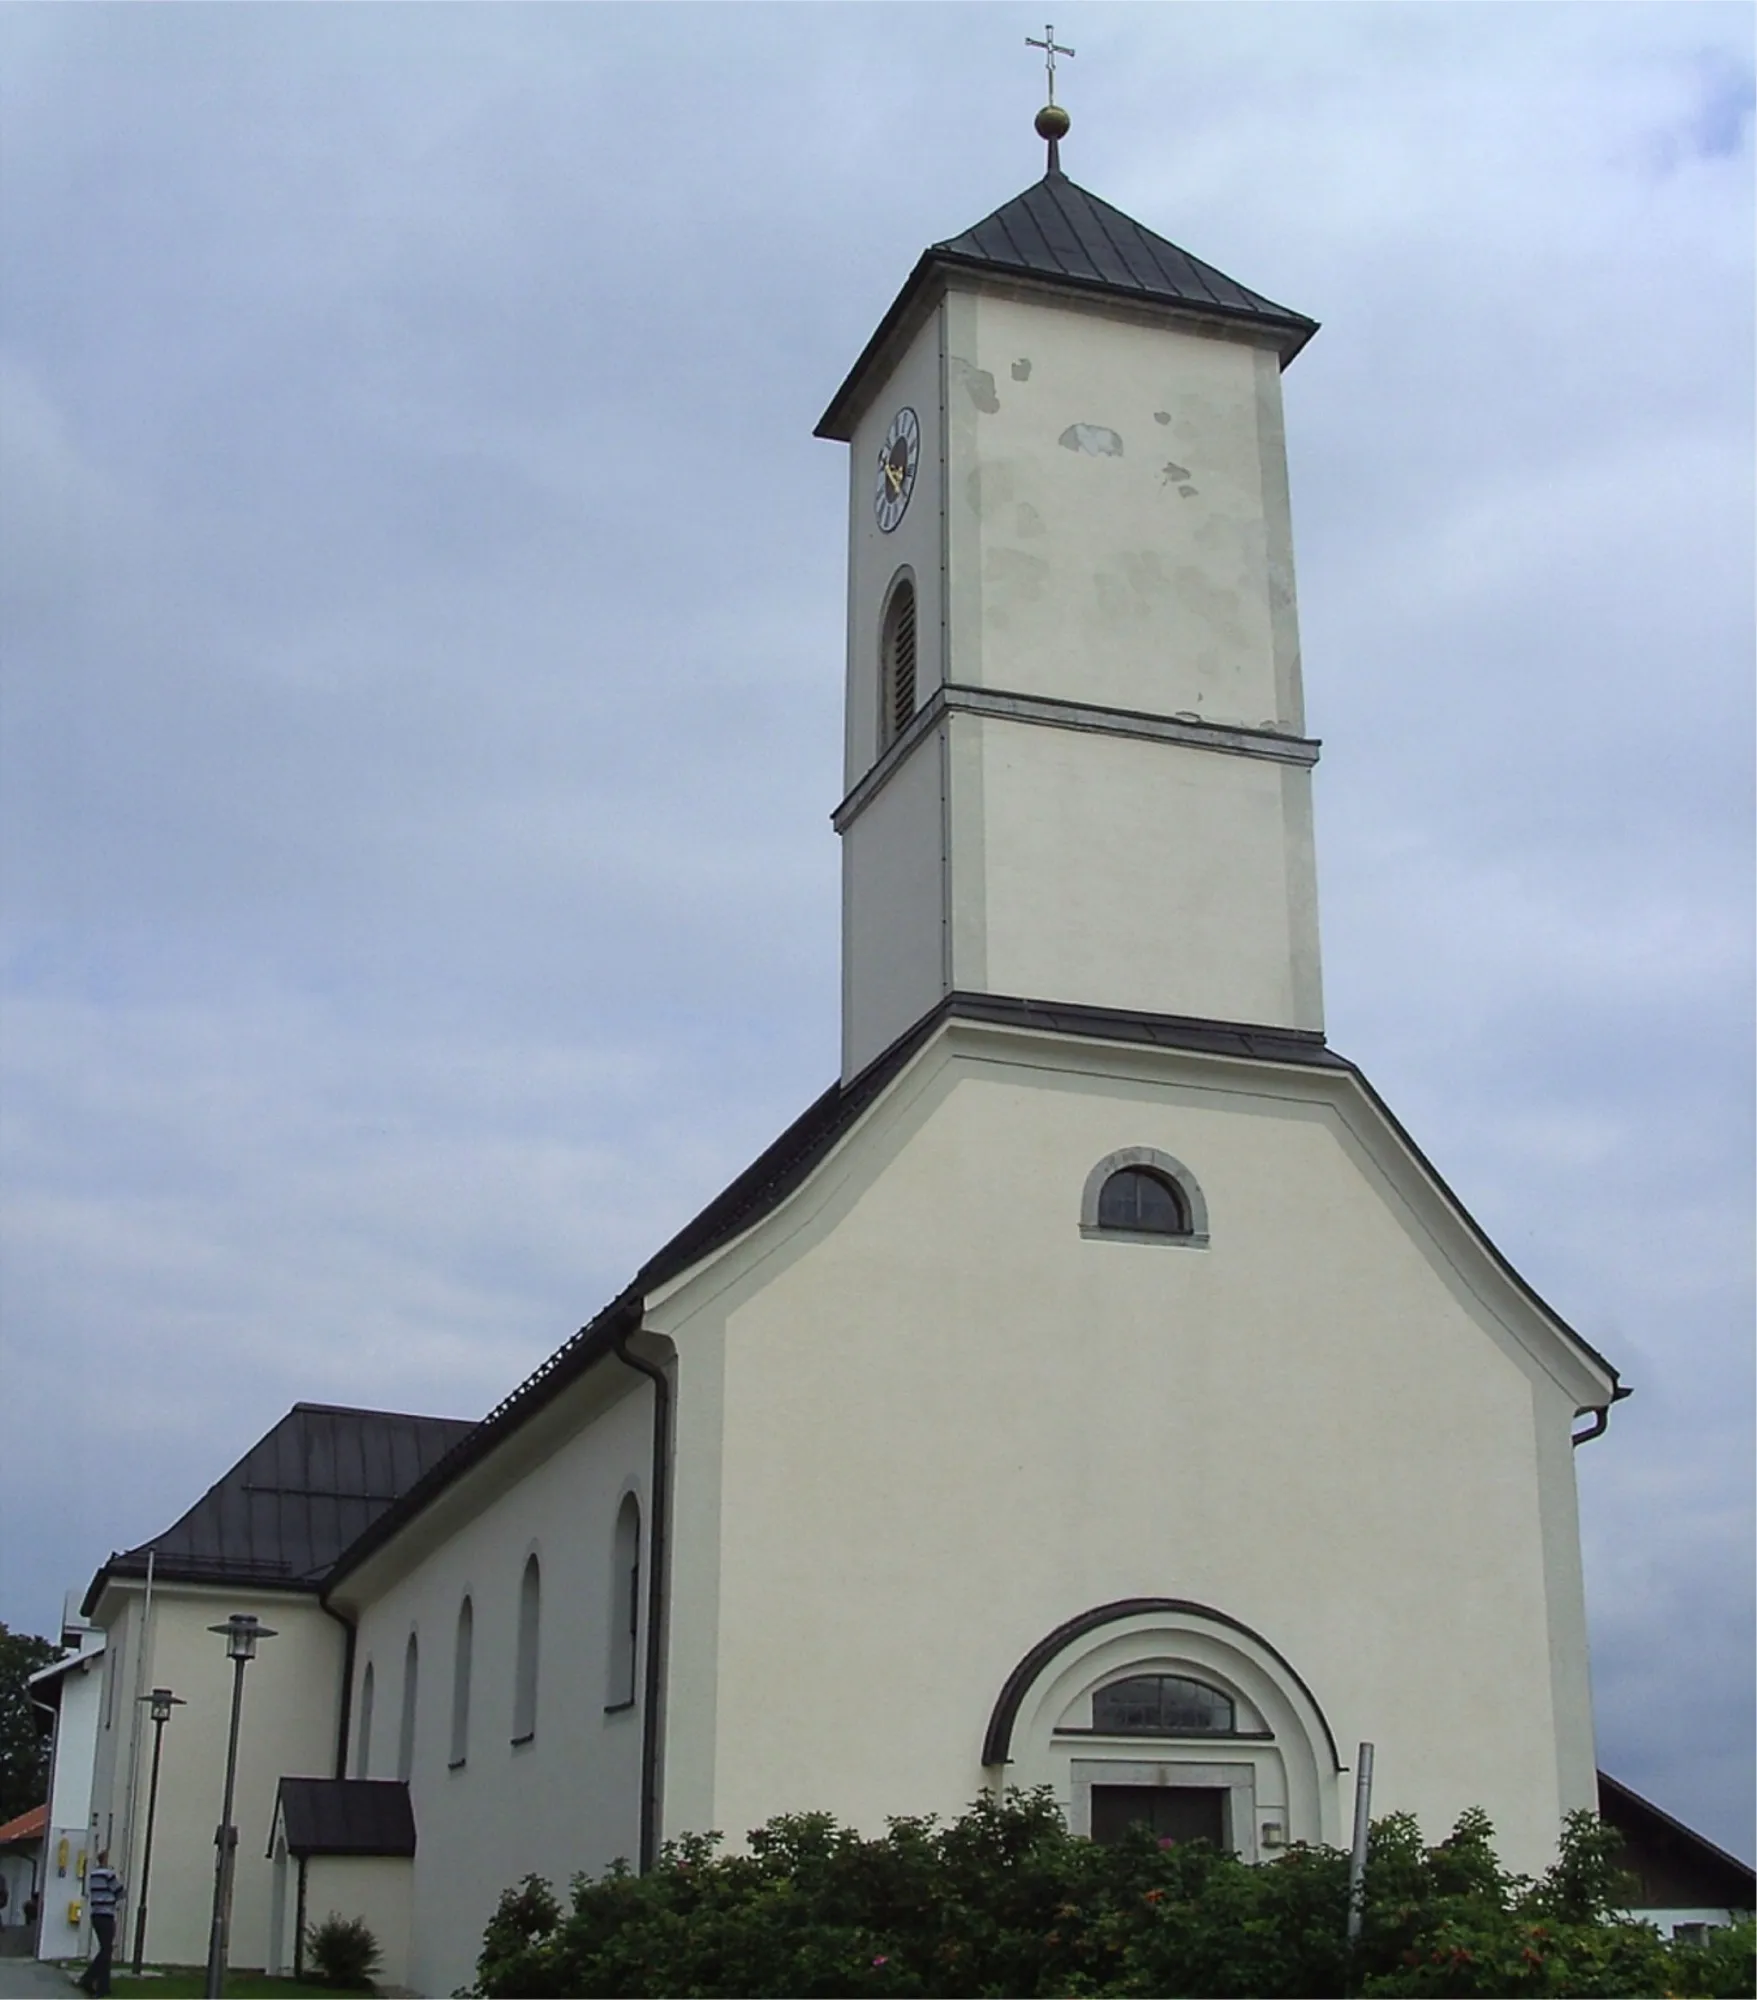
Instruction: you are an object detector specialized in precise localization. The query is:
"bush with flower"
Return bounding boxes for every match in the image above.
[472,1788,1753,1998]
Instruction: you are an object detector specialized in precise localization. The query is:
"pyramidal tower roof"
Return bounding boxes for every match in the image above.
[818,168,1318,440]
[936,171,1315,343]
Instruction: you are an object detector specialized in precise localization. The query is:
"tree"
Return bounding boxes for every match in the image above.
[473,1790,1756,1999]
[0,1623,58,1824]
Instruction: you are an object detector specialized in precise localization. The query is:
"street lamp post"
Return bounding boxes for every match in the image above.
[131,1687,185,1974]
[203,1615,276,2000]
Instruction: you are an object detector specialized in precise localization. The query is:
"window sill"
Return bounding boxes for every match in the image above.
[603,1699,636,1716]
[1079,1225,1210,1250]
[510,1732,535,1748]
[1054,1727,1272,1741]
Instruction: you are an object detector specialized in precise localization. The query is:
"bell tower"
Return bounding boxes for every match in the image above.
[818,117,1325,1082]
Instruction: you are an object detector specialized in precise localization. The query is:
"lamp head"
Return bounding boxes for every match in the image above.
[141,1687,186,1723]
[209,1613,278,1662]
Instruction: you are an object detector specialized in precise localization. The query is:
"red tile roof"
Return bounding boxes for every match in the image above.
[0,1803,46,1846]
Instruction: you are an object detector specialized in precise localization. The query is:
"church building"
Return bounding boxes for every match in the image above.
[64,118,1629,1999]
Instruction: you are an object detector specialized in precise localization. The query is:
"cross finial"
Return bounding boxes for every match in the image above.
[1026,23,1075,105]
[1026,24,1075,172]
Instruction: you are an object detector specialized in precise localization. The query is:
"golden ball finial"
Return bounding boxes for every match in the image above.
[1035,102,1070,141]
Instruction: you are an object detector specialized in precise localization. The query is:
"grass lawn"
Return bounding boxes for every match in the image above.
[106,1975,368,1997]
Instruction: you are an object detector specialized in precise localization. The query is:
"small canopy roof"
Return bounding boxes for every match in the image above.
[271,1778,415,1859]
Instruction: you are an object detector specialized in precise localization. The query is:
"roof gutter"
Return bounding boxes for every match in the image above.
[612,1325,671,1875]
[1572,1382,1633,1448]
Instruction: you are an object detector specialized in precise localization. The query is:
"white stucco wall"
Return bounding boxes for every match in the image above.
[841,718,949,1075]
[33,1641,103,1957]
[844,306,945,788]
[958,711,1321,1030]
[82,1585,343,1972]
[650,1018,1610,1879]
[331,1363,653,2000]
[299,1857,412,1994]
[943,284,1302,730]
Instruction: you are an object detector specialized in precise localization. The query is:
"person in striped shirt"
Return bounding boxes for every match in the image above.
[79,1850,125,1998]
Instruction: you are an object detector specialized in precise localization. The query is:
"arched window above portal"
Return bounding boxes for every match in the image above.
[1080,1148,1209,1247]
[1091,1673,1237,1736]
[879,571,918,751]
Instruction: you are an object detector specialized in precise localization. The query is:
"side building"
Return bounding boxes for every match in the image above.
[72,1402,471,1973]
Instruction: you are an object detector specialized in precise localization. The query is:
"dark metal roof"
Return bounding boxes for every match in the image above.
[83,1403,474,1614]
[937,174,1314,335]
[1598,1771,1755,1909]
[273,1778,415,1859]
[818,172,1318,440]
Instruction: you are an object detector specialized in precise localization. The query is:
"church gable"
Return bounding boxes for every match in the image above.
[647,1001,1613,1868]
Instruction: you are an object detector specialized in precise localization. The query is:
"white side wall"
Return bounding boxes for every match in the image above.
[301,1857,412,1994]
[651,1023,1607,1879]
[841,719,949,1075]
[35,1646,103,1958]
[844,305,945,788]
[333,1365,653,2000]
[83,1586,343,1971]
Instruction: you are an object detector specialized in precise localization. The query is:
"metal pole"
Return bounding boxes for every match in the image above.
[119,1554,156,1917]
[130,1712,168,1973]
[1345,1741,1375,1955]
[204,1654,248,1999]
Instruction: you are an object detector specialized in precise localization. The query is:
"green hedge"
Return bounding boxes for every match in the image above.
[474,1789,1755,1998]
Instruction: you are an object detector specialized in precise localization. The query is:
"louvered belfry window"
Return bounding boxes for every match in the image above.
[881,576,917,747]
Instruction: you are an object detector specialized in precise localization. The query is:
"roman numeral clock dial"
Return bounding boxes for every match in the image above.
[874,406,920,532]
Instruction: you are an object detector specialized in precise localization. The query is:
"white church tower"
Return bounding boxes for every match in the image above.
[820,110,1323,1078]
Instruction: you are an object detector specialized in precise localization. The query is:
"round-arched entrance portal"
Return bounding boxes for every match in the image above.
[982,1599,1344,1858]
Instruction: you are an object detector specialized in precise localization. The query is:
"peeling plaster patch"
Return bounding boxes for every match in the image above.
[1015,501,1046,538]
[1058,423,1123,456]
[1154,410,1171,425]
[1178,484,1199,498]
[950,358,1000,413]
[1159,461,1191,486]
[1011,358,1032,381]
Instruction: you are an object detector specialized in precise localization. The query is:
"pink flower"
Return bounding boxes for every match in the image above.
[872,1955,888,1967]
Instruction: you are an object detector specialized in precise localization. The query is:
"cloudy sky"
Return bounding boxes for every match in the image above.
[2,5,1750,1860]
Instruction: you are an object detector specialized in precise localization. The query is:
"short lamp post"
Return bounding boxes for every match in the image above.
[131,1686,185,1974]
[203,1615,276,2000]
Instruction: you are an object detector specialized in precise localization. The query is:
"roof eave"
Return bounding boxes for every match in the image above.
[816,249,1319,443]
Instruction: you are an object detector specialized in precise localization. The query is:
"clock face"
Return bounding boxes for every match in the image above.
[874,407,920,533]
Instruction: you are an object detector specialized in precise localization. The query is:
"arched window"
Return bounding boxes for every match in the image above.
[512,1555,540,1744]
[397,1632,419,1782]
[879,573,917,748]
[449,1596,473,1769]
[608,1495,641,1711]
[354,1662,375,1778]
[1093,1673,1236,1736]
[1080,1149,1209,1247]
[1098,1167,1188,1236]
